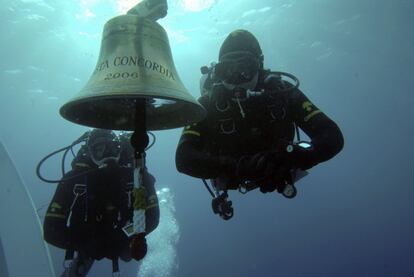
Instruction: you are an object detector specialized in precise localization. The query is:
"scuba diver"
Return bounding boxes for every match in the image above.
[175,29,344,220]
[39,129,159,276]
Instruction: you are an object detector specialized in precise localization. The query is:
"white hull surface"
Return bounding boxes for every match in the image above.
[0,142,55,277]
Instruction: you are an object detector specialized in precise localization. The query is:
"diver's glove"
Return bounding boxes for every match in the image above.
[234,152,284,193]
[130,233,147,261]
[259,165,294,193]
[257,141,316,193]
[235,151,280,182]
[235,141,316,193]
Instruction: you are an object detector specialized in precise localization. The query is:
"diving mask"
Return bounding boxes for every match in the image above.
[88,136,121,167]
[215,51,260,85]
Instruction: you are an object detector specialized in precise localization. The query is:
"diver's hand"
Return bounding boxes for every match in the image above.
[259,166,291,193]
[236,151,279,181]
[257,140,315,194]
[130,233,147,261]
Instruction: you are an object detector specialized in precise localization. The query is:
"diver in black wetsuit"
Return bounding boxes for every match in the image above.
[175,30,344,216]
[43,129,159,276]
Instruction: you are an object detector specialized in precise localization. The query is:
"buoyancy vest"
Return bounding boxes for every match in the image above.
[44,166,135,260]
[200,70,296,158]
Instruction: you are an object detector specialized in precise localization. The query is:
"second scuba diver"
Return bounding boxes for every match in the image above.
[42,129,159,276]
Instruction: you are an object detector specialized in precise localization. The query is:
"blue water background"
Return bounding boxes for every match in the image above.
[1,0,413,276]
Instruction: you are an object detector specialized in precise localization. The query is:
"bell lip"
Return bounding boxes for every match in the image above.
[59,94,206,131]
[62,90,202,109]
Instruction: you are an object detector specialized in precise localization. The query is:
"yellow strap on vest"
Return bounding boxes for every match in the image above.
[133,187,147,210]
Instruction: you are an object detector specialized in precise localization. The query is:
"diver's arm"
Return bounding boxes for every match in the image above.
[143,171,159,234]
[175,95,237,179]
[175,108,238,180]
[289,89,344,168]
[176,138,236,179]
[43,171,79,249]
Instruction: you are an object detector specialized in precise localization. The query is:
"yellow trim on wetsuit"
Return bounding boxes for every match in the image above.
[46,213,66,219]
[302,101,314,112]
[133,187,147,210]
[182,130,201,137]
[51,202,62,209]
[304,110,322,122]
[74,163,91,168]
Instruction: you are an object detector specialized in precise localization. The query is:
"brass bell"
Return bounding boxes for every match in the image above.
[60,15,205,131]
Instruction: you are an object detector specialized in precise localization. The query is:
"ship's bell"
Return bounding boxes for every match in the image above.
[60,15,205,131]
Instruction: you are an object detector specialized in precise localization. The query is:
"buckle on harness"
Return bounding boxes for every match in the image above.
[219,118,236,135]
[269,104,286,120]
[73,184,87,195]
[66,184,87,227]
[215,99,231,112]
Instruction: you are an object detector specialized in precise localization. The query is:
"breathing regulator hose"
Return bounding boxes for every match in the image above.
[36,131,156,184]
[36,131,91,184]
